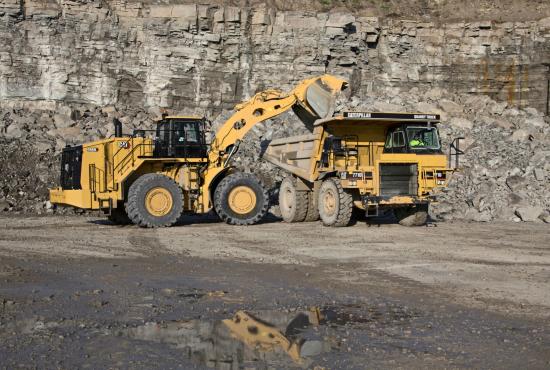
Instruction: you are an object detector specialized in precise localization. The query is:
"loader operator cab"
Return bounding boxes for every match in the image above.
[150,116,208,158]
[384,124,442,154]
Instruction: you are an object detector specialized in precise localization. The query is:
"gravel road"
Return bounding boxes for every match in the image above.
[0,215,549,369]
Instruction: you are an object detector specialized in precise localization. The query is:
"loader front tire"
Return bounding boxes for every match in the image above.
[214,173,269,225]
[126,174,183,228]
[394,204,429,226]
[279,177,308,223]
[318,178,353,227]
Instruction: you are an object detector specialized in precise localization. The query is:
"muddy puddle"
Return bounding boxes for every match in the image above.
[113,304,418,369]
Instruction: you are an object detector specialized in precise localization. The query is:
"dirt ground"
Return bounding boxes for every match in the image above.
[0,215,549,369]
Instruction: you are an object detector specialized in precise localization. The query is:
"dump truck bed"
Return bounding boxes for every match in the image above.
[264,133,320,182]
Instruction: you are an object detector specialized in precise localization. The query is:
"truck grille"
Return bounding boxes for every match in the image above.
[60,145,82,190]
[379,163,418,196]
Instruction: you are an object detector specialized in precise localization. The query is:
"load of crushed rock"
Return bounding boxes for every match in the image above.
[1,88,549,223]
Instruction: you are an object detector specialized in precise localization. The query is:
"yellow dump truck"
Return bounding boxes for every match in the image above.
[50,74,460,227]
[266,111,460,226]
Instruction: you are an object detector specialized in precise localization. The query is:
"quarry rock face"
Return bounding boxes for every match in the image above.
[0,1,549,222]
[1,1,550,114]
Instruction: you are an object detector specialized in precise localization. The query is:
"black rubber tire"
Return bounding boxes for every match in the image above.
[303,191,320,222]
[279,177,308,223]
[214,172,269,225]
[107,206,132,225]
[125,173,183,228]
[318,178,353,227]
[394,204,429,226]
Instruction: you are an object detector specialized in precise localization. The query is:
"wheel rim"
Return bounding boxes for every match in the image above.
[145,187,173,217]
[322,188,337,216]
[228,186,257,215]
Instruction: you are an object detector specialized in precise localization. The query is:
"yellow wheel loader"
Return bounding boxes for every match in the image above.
[49,75,348,227]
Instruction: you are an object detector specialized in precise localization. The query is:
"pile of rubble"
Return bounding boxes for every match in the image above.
[1,87,549,222]
[0,103,158,214]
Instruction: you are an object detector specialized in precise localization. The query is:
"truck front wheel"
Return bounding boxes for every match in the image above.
[318,178,353,227]
[214,173,269,225]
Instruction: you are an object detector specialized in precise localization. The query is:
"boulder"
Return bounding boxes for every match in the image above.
[5,123,23,139]
[509,129,530,142]
[533,168,545,181]
[515,206,543,222]
[0,199,10,211]
[505,175,526,192]
[449,117,473,130]
[53,114,72,129]
[438,99,463,113]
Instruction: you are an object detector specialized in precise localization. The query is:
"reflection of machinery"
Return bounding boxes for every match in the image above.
[223,311,304,363]
[222,307,363,364]
[50,75,346,227]
[122,308,336,367]
[266,112,462,226]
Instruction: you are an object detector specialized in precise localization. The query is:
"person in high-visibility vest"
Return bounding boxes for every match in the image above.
[409,135,426,147]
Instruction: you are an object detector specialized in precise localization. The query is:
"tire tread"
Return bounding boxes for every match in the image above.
[125,173,183,228]
[214,172,269,226]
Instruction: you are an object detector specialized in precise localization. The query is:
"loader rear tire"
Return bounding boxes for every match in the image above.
[303,191,320,222]
[394,204,429,226]
[279,177,308,223]
[126,174,183,228]
[108,206,131,225]
[214,172,269,225]
[318,178,353,227]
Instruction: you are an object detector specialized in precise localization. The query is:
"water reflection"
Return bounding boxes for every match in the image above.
[116,308,343,369]
[116,304,415,369]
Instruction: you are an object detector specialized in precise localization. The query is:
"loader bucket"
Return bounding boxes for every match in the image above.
[292,75,347,126]
[306,80,335,119]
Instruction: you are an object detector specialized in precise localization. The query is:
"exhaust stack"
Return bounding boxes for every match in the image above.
[113,118,123,138]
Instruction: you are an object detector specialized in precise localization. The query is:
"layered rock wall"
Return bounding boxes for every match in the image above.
[1,1,550,115]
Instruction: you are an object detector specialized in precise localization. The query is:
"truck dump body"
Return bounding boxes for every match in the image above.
[264,112,451,209]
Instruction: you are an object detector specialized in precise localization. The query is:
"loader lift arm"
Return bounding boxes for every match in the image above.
[207,75,347,166]
[200,75,347,211]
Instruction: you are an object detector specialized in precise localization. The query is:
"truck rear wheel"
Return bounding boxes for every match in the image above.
[318,178,353,227]
[303,191,320,222]
[214,173,269,225]
[126,174,183,228]
[394,204,429,226]
[279,177,308,223]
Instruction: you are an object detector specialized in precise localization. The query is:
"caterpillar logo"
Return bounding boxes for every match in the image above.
[345,112,372,118]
